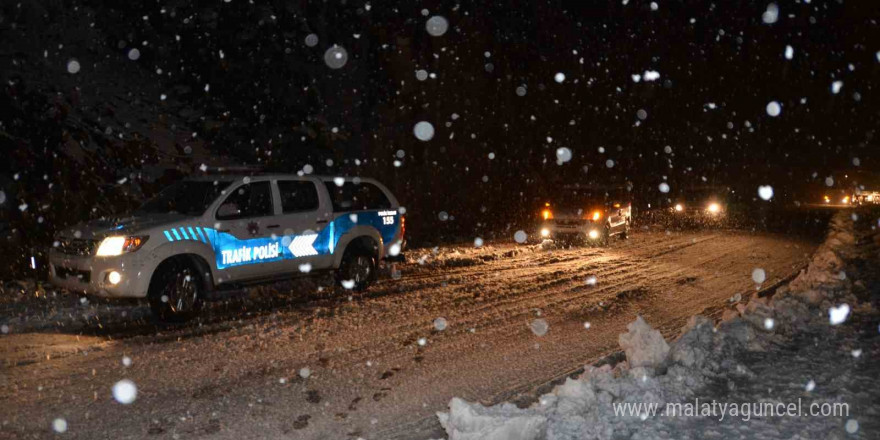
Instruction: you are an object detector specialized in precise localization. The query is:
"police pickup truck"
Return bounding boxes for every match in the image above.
[48,175,405,321]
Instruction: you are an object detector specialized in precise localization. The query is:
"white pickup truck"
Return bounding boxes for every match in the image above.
[48,174,405,321]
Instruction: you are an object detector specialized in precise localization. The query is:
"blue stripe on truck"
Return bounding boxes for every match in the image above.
[159,211,401,270]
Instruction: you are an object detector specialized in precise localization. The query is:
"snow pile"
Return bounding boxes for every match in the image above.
[785,212,855,295]
[437,398,547,440]
[437,212,875,439]
[771,212,863,329]
[617,316,669,371]
[438,308,767,440]
[437,313,711,440]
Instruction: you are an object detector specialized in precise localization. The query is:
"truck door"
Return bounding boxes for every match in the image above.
[211,180,280,282]
[275,180,335,271]
[608,203,626,232]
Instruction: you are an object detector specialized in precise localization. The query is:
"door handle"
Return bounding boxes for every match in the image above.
[266,224,280,229]
[315,220,329,224]
[217,229,230,233]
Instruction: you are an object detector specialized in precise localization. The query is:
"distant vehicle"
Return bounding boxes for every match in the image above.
[538,185,632,244]
[669,199,725,216]
[852,191,880,205]
[48,175,405,321]
[821,189,854,206]
[667,187,728,227]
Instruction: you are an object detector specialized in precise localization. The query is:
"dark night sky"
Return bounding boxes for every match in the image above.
[1,0,879,254]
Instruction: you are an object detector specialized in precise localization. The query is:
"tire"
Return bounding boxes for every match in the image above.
[620,219,631,239]
[148,257,204,322]
[336,245,378,291]
[601,224,611,247]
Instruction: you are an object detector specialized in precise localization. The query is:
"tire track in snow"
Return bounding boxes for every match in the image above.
[0,230,817,440]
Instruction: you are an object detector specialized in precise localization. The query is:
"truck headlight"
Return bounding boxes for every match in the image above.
[540,228,551,237]
[96,236,149,256]
[588,230,600,239]
[707,203,721,214]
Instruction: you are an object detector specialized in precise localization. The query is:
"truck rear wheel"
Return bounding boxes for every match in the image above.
[148,257,204,322]
[336,246,377,291]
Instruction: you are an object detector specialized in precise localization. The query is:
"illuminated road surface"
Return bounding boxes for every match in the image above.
[1,229,816,439]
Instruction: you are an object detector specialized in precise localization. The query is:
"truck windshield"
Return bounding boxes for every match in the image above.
[136,181,232,216]
[548,188,622,208]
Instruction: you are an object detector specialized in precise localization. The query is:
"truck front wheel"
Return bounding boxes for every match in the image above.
[148,257,204,322]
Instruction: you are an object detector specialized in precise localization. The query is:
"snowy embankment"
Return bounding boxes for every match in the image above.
[436,211,879,439]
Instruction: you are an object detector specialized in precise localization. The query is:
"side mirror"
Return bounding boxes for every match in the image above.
[218,203,240,218]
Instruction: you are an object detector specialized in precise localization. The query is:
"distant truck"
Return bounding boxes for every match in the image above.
[537,185,632,245]
[48,174,405,321]
[852,190,880,206]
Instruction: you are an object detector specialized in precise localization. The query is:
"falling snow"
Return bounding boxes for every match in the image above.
[1,3,878,439]
[413,121,435,141]
[555,147,572,163]
[66,59,80,74]
[323,46,348,69]
[529,319,549,336]
[829,304,850,325]
[762,3,779,24]
[52,418,68,433]
[426,16,449,37]
[112,379,137,404]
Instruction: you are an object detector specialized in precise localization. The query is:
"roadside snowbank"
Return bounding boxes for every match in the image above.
[437,212,878,439]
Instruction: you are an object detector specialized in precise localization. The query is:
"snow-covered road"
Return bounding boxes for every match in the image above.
[0,229,816,439]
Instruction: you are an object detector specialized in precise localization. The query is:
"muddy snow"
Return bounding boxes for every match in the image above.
[437,211,880,440]
[0,229,823,439]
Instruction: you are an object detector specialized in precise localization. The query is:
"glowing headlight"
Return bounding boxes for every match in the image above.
[842,196,849,204]
[707,203,721,214]
[96,236,127,256]
[867,196,873,202]
[96,236,148,256]
[588,230,600,239]
[592,211,602,221]
[107,271,122,285]
[540,228,551,238]
[674,204,684,212]
[541,209,553,220]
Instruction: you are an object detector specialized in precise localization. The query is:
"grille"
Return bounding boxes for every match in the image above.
[54,266,91,283]
[555,219,586,226]
[56,239,98,256]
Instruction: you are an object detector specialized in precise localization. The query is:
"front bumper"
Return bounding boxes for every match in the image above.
[668,209,726,225]
[540,221,603,240]
[47,249,152,298]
